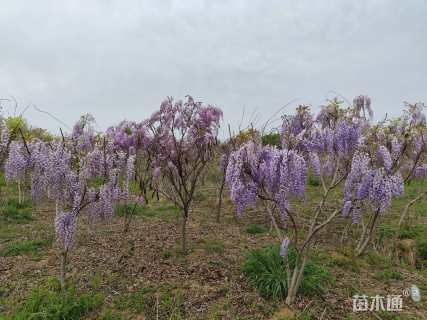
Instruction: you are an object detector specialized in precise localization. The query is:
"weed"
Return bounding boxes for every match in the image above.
[162,249,173,259]
[201,239,225,254]
[115,202,145,217]
[365,252,393,267]
[373,269,402,281]
[327,252,361,272]
[242,246,334,300]
[0,239,49,257]
[6,286,103,320]
[100,310,123,320]
[416,240,427,268]
[245,224,267,234]
[0,198,33,223]
[114,284,184,319]
[307,175,320,187]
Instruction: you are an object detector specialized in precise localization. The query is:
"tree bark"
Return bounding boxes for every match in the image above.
[60,250,68,289]
[398,191,426,227]
[181,213,188,255]
[285,256,307,305]
[355,210,380,256]
[216,177,226,223]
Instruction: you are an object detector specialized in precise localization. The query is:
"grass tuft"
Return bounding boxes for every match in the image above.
[114,284,184,319]
[6,286,103,320]
[242,246,333,300]
[0,239,49,257]
[245,224,267,235]
[0,198,33,223]
[201,239,225,254]
[373,269,402,281]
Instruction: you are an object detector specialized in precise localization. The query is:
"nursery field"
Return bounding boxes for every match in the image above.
[0,96,426,320]
[0,168,426,320]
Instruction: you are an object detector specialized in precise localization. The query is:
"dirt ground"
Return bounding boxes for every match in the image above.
[0,181,426,319]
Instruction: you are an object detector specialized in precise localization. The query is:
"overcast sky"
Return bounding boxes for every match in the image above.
[0,0,426,135]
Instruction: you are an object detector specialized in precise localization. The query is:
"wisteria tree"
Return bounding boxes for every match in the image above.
[224,98,390,304]
[342,102,426,255]
[106,120,148,233]
[146,96,222,254]
[4,114,135,287]
[394,102,427,226]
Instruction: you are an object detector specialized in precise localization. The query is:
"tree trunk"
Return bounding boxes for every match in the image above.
[216,178,226,223]
[181,213,188,255]
[355,210,380,257]
[398,192,426,227]
[60,250,68,289]
[285,256,307,305]
[355,234,372,257]
[18,182,21,205]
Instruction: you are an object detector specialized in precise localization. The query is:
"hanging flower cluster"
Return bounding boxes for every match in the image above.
[4,115,136,251]
[225,142,307,218]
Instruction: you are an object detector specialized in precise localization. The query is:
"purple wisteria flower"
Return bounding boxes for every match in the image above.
[55,211,77,251]
[225,142,307,218]
[415,164,427,178]
[377,146,392,173]
[5,141,30,183]
[309,152,321,176]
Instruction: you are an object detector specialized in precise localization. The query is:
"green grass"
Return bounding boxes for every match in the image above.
[416,240,427,268]
[99,310,124,320]
[0,224,20,242]
[276,310,315,320]
[376,222,427,268]
[373,269,402,281]
[2,198,32,210]
[242,246,334,300]
[307,174,320,187]
[377,223,427,242]
[114,284,184,319]
[364,251,393,267]
[5,285,103,320]
[245,224,267,234]
[0,239,49,257]
[201,239,225,254]
[116,202,180,221]
[392,179,427,218]
[115,202,145,217]
[0,198,33,223]
[162,249,173,259]
[146,203,180,221]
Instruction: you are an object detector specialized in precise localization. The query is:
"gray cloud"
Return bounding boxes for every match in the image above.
[0,0,426,135]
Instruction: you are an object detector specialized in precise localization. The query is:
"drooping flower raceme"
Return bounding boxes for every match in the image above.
[377,145,392,173]
[415,164,427,178]
[343,150,404,223]
[5,141,30,183]
[225,142,307,219]
[54,211,77,251]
